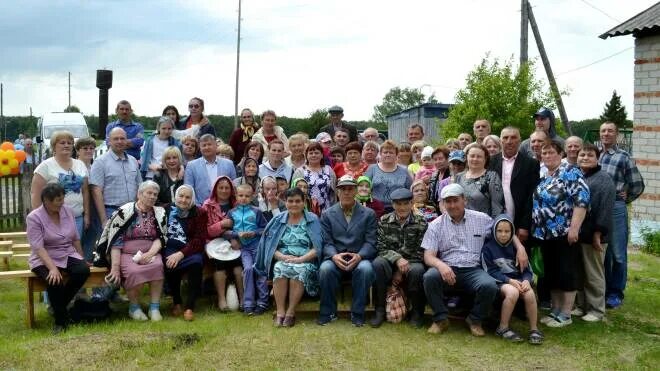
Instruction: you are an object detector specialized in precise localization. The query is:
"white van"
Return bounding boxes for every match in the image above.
[37,112,90,158]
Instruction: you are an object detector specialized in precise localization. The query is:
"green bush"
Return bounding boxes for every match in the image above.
[640,227,660,256]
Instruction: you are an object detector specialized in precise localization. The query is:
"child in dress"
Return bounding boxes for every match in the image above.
[226,184,269,315]
[481,214,543,345]
[414,146,437,184]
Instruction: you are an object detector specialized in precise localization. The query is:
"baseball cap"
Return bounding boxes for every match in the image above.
[337,175,357,187]
[533,107,553,119]
[448,150,466,163]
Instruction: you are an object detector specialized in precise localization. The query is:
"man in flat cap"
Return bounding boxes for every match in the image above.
[370,188,428,328]
[320,105,359,143]
[318,175,377,327]
[422,183,499,337]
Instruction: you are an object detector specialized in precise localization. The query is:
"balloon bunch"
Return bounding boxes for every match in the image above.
[0,142,27,176]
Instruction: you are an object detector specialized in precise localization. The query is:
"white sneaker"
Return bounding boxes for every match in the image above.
[540,315,556,325]
[546,316,572,328]
[570,308,584,317]
[582,313,602,322]
[129,308,148,321]
[149,309,163,322]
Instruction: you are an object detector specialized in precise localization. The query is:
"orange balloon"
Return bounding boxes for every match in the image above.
[14,150,26,163]
[0,142,14,151]
[9,167,19,175]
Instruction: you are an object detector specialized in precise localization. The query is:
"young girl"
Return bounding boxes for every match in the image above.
[411,180,438,222]
[415,146,437,184]
[355,176,385,219]
[202,176,243,311]
[397,142,412,166]
[407,140,427,177]
[233,157,261,202]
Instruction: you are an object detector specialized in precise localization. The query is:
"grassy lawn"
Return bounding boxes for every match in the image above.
[0,251,658,370]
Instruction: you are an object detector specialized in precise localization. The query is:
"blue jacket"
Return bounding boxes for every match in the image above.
[254,210,323,279]
[481,214,533,283]
[105,120,145,160]
[225,204,267,245]
[184,156,237,206]
[320,201,377,260]
[139,134,181,176]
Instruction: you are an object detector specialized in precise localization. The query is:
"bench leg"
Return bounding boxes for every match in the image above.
[1,257,7,271]
[26,278,35,329]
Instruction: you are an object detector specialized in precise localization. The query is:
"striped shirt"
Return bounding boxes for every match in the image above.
[421,209,493,268]
[598,146,645,203]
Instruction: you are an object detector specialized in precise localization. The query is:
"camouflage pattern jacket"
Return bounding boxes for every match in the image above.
[376,212,428,264]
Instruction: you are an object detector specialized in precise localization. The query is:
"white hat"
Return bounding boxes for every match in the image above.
[421,146,434,159]
[205,238,241,261]
[440,183,465,199]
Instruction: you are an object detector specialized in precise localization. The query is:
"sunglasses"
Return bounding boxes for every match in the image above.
[242,115,252,119]
[189,104,200,109]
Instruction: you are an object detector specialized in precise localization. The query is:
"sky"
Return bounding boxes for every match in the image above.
[0,0,656,122]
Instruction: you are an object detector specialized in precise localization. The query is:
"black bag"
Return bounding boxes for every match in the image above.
[69,298,112,323]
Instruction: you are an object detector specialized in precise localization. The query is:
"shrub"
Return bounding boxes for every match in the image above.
[640,227,660,256]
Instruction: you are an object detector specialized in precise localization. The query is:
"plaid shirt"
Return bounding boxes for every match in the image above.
[598,145,645,203]
[421,209,493,268]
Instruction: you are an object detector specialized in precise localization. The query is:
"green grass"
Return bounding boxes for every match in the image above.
[0,251,658,370]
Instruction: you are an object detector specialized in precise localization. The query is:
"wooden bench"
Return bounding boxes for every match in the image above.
[0,267,108,328]
[0,241,13,270]
[0,232,27,240]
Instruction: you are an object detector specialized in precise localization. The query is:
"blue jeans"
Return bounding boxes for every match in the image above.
[423,266,498,324]
[241,241,268,310]
[605,200,628,299]
[318,259,375,321]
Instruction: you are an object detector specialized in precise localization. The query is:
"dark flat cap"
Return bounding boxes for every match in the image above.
[390,188,413,202]
[328,105,344,113]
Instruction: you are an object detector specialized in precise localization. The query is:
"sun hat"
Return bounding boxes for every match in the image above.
[205,238,240,261]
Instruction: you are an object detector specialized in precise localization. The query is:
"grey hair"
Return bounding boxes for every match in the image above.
[138,180,160,196]
[199,133,216,143]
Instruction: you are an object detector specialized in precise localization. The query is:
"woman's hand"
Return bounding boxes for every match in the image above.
[148,163,161,172]
[520,280,532,293]
[107,267,121,285]
[47,268,63,285]
[140,251,155,265]
[230,239,241,251]
[567,227,579,245]
[284,255,300,264]
[166,252,184,269]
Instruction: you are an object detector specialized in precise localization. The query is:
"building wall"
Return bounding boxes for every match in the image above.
[632,34,660,226]
[386,106,447,143]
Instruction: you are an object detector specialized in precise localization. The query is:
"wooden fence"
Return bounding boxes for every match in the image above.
[0,164,33,230]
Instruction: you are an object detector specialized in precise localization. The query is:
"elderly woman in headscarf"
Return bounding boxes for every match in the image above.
[355,175,385,219]
[99,180,168,322]
[163,185,208,321]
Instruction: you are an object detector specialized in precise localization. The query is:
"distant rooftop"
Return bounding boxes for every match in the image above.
[599,2,660,39]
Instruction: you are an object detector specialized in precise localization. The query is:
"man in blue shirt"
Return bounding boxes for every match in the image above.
[105,100,144,160]
[184,134,237,205]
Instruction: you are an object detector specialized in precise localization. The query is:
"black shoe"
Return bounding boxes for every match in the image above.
[351,314,365,327]
[408,311,424,328]
[317,313,338,326]
[370,311,385,328]
[244,308,255,316]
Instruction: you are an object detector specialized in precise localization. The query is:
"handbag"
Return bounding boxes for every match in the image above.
[385,285,407,323]
[530,245,544,278]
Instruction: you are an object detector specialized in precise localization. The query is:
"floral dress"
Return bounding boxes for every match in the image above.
[303,165,335,213]
[272,221,319,296]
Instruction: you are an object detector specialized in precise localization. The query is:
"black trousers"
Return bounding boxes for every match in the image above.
[372,257,426,314]
[32,256,90,326]
[165,263,203,310]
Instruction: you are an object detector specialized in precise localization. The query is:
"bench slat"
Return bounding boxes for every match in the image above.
[0,267,108,279]
[0,232,27,240]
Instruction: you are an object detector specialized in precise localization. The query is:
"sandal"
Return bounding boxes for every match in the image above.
[528,329,544,345]
[273,315,284,327]
[496,327,523,342]
[283,315,296,327]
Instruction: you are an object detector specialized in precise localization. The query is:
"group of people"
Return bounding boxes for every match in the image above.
[26,100,644,344]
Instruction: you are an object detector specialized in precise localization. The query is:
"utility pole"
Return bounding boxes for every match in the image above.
[520,0,528,66]
[233,0,242,128]
[68,72,71,109]
[528,1,572,135]
[1,83,4,141]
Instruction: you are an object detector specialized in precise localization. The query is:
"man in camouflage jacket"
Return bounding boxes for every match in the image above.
[370,188,428,328]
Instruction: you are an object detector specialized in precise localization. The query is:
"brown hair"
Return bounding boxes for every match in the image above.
[380,139,399,154]
[464,143,490,168]
[305,142,326,166]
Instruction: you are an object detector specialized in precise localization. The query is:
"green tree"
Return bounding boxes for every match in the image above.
[440,57,556,140]
[64,105,80,113]
[372,87,438,123]
[599,90,628,129]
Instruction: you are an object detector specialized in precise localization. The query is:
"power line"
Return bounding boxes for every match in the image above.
[556,46,633,77]
[579,0,622,23]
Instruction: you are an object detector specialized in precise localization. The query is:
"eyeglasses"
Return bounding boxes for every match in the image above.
[242,116,252,119]
[189,104,200,109]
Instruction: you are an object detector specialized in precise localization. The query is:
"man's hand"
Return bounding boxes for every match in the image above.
[567,227,579,245]
[345,253,362,271]
[332,253,349,271]
[515,246,529,273]
[592,232,603,252]
[437,262,455,286]
[396,257,410,274]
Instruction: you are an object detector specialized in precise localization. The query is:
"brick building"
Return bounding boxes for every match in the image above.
[601,3,660,235]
